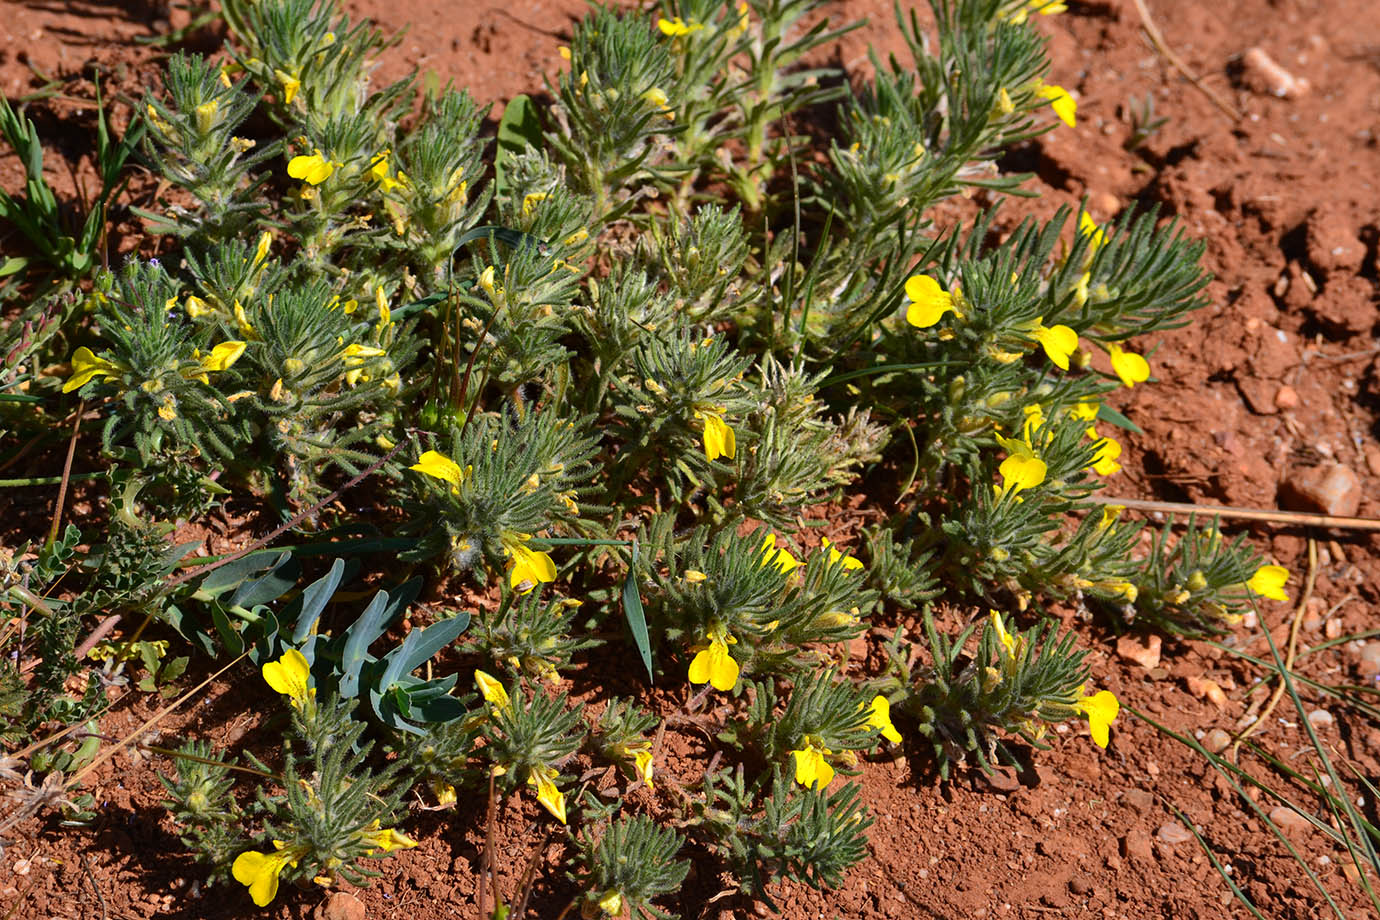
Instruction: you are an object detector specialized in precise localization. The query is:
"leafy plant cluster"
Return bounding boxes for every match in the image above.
[0,0,1297,915]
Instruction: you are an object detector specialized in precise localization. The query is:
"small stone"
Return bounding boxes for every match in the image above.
[1240,47,1310,98]
[1204,728,1232,753]
[1069,877,1094,896]
[316,892,366,920]
[1308,709,1335,729]
[1089,191,1121,218]
[1116,633,1162,670]
[1185,676,1229,708]
[1357,642,1380,678]
[1280,462,1362,517]
[1268,806,1311,834]
[1273,385,1299,409]
[983,769,1021,794]
[1157,821,1194,845]
[1121,830,1154,864]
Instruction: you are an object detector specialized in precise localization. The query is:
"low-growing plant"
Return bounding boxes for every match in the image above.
[2,0,1303,914]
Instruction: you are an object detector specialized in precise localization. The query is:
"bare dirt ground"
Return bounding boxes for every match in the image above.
[3,0,1380,918]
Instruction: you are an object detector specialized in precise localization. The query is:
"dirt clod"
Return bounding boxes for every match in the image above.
[1116,634,1163,670]
[316,892,367,920]
[1268,806,1312,835]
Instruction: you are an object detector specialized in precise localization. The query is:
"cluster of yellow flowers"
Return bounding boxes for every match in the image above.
[233,649,414,906]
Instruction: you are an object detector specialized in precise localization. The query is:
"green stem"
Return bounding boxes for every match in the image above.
[0,471,105,487]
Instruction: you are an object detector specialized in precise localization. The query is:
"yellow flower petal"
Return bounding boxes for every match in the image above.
[688,634,739,692]
[287,150,334,186]
[261,648,313,708]
[698,411,736,462]
[474,669,511,711]
[790,745,835,790]
[1036,83,1076,127]
[1074,689,1119,748]
[363,826,418,852]
[1079,212,1108,253]
[409,450,467,492]
[820,537,864,571]
[529,767,567,824]
[904,274,955,328]
[507,541,557,592]
[1247,564,1290,602]
[632,748,654,788]
[994,436,1047,495]
[232,849,295,907]
[1087,427,1122,476]
[1032,322,1079,370]
[866,695,902,744]
[201,341,247,373]
[63,347,122,393]
[1107,342,1150,387]
[760,533,799,573]
[989,610,1017,657]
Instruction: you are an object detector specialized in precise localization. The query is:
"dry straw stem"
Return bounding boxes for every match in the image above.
[1087,494,1380,533]
[1131,0,1243,121]
[1230,538,1318,761]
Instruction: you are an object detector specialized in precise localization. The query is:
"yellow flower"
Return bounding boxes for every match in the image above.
[369,150,404,192]
[262,648,314,710]
[203,340,247,373]
[287,149,336,186]
[431,780,457,806]
[695,409,736,462]
[989,610,1017,657]
[642,86,670,111]
[632,747,654,788]
[596,890,623,915]
[866,695,902,744]
[1027,317,1079,370]
[409,450,469,493]
[730,1,750,37]
[232,845,304,907]
[1106,342,1150,387]
[760,533,799,573]
[521,191,548,216]
[1074,688,1119,749]
[657,16,703,37]
[683,569,708,584]
[528,765,567,824]
[1079,212,1108,253]
[790,740,835,790]
[1247,564,1290,602]
[996,87,1015,115]
[904,274,955,328]
[63,347,123,393]
[194,99,218,135]
[1005,0,1066,24]
[360,821,418,853]
[505,536,557,592]
[474,669,511,711]
[1036,83,1076,127]
[688,626,739,692]
[1098,504,1124,529]
[820,537,864,571]
[994,433,1047,495]
[1070,398,1099,421]
[1086,428,1122,476]
[274,69,301,104]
